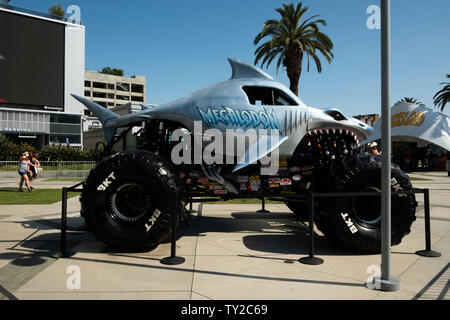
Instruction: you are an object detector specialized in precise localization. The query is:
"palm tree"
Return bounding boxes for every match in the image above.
[433,74,450,112]
[397,97,424,105]
[253,3,334,96]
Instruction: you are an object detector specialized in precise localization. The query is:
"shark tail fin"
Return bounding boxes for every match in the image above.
[71,94,118,143]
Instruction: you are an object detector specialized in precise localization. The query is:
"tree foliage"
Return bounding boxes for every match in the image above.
[100,67,124,77]
[433,74,450,112]
[397,97,424,106]
[0,134,35,161]
[254,2,334,96]
[49,4,65,18]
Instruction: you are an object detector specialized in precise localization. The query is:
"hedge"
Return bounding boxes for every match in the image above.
[0,134,35,161]
[40,144,94,161]
[0,134,94,161]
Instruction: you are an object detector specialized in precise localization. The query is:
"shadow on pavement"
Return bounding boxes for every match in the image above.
[0,213,374,292]
[0,209,375,270]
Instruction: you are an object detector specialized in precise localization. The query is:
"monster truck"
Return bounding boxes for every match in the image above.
[73,58,416,253]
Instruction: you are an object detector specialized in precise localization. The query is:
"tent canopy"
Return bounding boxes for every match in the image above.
[362,102,450,151]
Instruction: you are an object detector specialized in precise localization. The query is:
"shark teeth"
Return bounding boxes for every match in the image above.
[306,127,361,145]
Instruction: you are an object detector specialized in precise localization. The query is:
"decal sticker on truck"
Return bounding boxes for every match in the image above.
[198,106,281,132]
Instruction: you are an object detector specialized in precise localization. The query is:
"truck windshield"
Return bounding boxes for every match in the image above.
[242,86,298,106]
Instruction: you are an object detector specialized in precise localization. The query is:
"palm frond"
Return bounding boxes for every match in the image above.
[253,2,334,95]
[433,76,450,112]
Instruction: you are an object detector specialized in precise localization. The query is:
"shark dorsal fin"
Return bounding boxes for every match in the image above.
[228,58,274,80]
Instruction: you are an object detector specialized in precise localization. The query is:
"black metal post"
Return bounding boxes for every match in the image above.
[416,189,441,257]
[299,192,323,265]
[50,187,75,258]
[161,192,185,265]
[187,200,197,214]
[61,187,67,254]
[446,150,450,177]
[257,197,270,214]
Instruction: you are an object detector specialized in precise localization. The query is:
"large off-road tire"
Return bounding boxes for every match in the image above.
[315,154,417,253]
[80,151,181,251]
[285,201,309,221]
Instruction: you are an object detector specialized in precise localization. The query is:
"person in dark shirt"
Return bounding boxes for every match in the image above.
[29,151,41,181]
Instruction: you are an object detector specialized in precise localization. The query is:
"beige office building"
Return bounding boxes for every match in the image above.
[84,70,146,113]
[83,71,146,131]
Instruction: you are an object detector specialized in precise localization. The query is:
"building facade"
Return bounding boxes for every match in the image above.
[83,71,146,132]
[353,114,380,126]
[0,3,85,148]
[83,102,147,149]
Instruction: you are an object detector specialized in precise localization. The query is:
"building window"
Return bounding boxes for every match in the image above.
[50,123,81,134]
[131,84,144,93]
[132,96,144,102]
[108,83,115,90]
[93,101,107,107]
[93,92,106,99]
[116,95,130,101]
[50,134,81,144]
[116,82,130,92]
[50,114,81,124]
[93,82,107,89]
[84,81,91,87]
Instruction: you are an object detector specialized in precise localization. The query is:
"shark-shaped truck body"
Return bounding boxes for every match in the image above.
[74,59,416,252]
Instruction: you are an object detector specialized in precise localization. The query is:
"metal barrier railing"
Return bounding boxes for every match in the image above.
[0,161,95,178]
[51,186,441,268]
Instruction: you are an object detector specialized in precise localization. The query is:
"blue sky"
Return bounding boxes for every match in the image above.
[11,0,450,116]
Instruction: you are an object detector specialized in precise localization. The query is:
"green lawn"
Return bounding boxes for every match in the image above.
[0,188,80,205]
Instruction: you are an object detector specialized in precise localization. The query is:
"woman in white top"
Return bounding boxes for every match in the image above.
[18,152,34,192]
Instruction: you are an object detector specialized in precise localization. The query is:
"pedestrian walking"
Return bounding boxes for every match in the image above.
[29,151,41,181]
[18,151,35,192]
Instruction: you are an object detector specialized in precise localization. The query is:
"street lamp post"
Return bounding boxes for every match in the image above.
[372,0,400,292]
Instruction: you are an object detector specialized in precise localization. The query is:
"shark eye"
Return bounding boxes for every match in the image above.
[324,110,347,121]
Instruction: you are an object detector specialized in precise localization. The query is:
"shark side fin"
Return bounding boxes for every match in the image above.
[71,94,118,143]
[228,58,274,80]
[232,134,288,173]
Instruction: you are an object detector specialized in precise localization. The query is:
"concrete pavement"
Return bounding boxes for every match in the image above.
[0,172,448,300]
